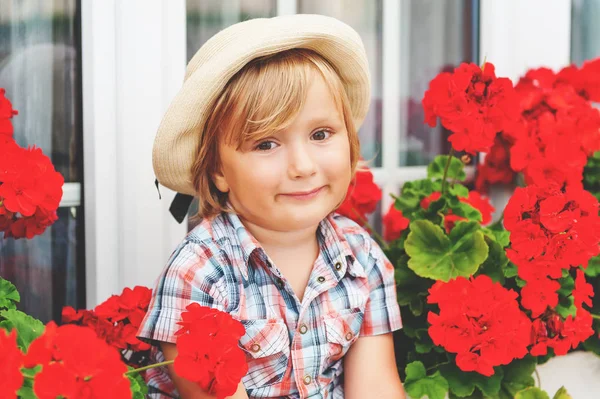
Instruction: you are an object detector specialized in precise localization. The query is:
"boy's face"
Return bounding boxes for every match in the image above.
[214,71,352,233]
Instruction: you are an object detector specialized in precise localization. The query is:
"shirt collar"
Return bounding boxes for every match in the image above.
[219,211,365,280]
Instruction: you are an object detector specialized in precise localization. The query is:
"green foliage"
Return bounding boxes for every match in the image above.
[428,155,467,182]
[552,387,572,399]
[0,309,45,351]
[0,277,20,311]
[128,367,149,399]
[514,387,551,399]
[404,220,489,281]
[404,361,449,399]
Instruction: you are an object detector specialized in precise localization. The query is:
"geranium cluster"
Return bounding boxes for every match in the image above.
[62,286,152,368]
[0,89,64,239]
[427,275,532,376]
[503,183,599,354]
[422,62,519,155]
[1,322,131,398]
[477,58,600,192]
[421,190,495,233]
[173,303,248,399]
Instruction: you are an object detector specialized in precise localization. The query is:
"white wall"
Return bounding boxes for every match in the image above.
[82,0,188,307]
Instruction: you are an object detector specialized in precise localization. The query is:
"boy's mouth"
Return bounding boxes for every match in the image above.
[280,186,325,199]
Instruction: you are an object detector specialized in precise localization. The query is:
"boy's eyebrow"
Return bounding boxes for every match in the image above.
[306,115,343,126]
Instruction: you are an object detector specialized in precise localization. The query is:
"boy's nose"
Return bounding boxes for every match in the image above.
[288,144,317,179]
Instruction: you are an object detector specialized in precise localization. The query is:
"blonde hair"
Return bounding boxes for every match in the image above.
[190,48,361,219]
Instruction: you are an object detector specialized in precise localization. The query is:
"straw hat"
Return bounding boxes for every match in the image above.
[153,13,371,196]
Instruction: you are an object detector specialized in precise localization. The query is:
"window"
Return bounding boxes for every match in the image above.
[572,0,600,64]
[0,1,84,323]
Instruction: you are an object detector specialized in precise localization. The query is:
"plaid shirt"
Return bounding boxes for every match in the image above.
[137,211,402,399]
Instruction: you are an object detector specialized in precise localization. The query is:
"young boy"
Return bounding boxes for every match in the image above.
[138,14,405,399]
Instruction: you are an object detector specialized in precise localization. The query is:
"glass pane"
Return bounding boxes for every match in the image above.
[571,0,600,64]
[0,207,85,323]
[400,0,478,166]
[299,0,383,167]
[0,1,84,323]
[187,0,277,62]
[0,0,83,183]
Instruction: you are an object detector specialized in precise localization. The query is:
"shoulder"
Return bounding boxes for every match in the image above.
[328,213,384,267]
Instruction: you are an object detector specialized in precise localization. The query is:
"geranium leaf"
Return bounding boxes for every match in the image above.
[397,179,436,213]
[450,202,483,222]
[405,220,488,281]
[503,262,518,278]
[441,362,503,398]
[449,183,469,198]
[557,274,575,297]
[405,361,449,399]
[556,296,577,318]
[428,155,466,181]
[585,255,600,277]
[499,357,536,397]
[552,387,572,399]
[514,387,551,399]
[414,341,433,354]
[476,237,508,284]
[127,367,149,399]
[0,278,20,310]
[0,309,45,351]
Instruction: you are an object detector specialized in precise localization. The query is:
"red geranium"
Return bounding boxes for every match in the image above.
[420,190,494,233]
[422,62,519,154]
[530,310,594,356]
[0,90,64,239]
[173,303,248,399]
[337,168,382,225]
[24,322,131,399]
[0,329,24,399]
[382,203,410,241]
[62,286,152,365]
[427,275,532,376]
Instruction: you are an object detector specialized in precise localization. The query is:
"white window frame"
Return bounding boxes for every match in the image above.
[79,0,572,306]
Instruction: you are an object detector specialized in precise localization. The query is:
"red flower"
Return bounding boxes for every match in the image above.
[25,322,131,399]
[336,168,382,225]
[0,329,24,399]
[422,62,519,154]
[520,277,560,318]
[461,191,495,225]
[427,275,531,376]
[0,88,18,139]
[573,269,594,310]
[530,310,594,356]
[382,204,410,241]
[173,303,248,399]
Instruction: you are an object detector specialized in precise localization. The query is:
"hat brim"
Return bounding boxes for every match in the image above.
[153,14,371,196]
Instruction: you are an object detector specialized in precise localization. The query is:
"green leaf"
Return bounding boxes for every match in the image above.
[0,278,20,310]
[0,309,45,351]
[409,297,424,316]
[449,184,470,198]
[556,296,577,318]
[405,220,489,281]
[127,367,149,399]
[585,255,600,277]
[504,262,518,278]
[16,367,40,398]
[552,386,572,399]
[450,202,483,223]
[440,362,503,398]
[514,387,551,399]
[583,331,600,356]
[557,273,575,297]
[414,341,434,354]
[476,237,509,284]
[482,225,511,248]
[397,180,436,212]
[499,357,536,397]
[405,361,449,399]
[428,155,467,181]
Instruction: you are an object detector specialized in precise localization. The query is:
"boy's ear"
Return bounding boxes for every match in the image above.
[212,170,230,193]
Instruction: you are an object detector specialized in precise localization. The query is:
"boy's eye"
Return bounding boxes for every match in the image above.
[255,141,278,151]
[311,129,332,141]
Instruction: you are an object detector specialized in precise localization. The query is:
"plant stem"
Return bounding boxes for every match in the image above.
[592,313,600,320]
[441,148,455,195]
[426,361,450,372]
[125,360,174,375]
[534,368,541,388]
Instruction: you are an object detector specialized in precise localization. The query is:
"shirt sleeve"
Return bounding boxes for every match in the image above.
[137,239,228,344]
[359,237,403,337]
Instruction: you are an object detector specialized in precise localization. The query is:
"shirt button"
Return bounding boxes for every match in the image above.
[317,276,326,283]
[250,343,261,353]
[345,332,354,341]
[299,324,308,334]
[334,262,342,271]
[303,375,312,385]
